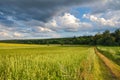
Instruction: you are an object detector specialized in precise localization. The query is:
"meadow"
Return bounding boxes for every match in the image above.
[0,43,120,80]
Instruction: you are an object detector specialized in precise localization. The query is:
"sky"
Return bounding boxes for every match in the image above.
[0,0,120,40]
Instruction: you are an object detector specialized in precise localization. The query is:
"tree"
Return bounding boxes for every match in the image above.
[92,33,102,45]
[114,29,120,45]
[102,30,115,46]
[46,41,49,46]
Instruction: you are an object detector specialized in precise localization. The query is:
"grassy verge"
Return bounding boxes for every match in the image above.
[97,46,120,66]
[95,48,120,79]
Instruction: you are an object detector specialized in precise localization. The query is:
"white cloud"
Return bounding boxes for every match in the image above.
[0,25,11,39]
[83,14,119,27]
[13,32,22,37]
[0,32,9,37]
[36,26,53,33]
[0,24,24,39]
[45,13,92,32]
[57,13,80,31]
[47,20,57,28]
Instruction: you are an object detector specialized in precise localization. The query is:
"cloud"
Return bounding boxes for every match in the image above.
[56,13,80,32]
[83,14,120,27]
[0,0,120,40]
[0,21,61,39]
[89,0,120,14]
[0,13,93,39]
[82,0,120,29]
[35,26,53,33]
[13,32,22,37]
[0,24,10,38]
[0,32,9,37]
[0,24,23,39]
[45,13,92,32]
[0,0,100,24]
[106,0,120,11]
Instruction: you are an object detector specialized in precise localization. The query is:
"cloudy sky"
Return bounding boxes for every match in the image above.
[0,0,120,40]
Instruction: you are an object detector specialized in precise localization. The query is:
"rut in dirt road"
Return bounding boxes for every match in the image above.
[94,48,120,80]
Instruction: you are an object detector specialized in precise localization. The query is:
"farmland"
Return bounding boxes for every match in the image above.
[0,43,120,80]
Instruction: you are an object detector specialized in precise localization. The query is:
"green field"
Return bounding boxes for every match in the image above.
[0,43,120,80]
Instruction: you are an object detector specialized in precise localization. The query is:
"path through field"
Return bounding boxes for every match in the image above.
[94,48,120,80]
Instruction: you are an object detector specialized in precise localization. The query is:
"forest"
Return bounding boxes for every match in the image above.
[0,29,120,46]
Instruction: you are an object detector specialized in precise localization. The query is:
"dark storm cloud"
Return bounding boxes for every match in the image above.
[0,0,99,23]
[91,0,120,14]
[107,0,120,10]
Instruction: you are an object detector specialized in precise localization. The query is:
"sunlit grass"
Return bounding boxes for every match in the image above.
[97,46,120,66]
[0,43,116,80]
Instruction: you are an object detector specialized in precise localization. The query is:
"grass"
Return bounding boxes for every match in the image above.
[97,46,120,65]
[0,43,118,80]
[95,47,120,79]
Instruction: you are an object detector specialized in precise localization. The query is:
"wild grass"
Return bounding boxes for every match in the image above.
[0,43,116,80]
[97,46,120,65]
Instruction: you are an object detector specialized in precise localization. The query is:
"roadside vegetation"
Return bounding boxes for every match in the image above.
[96,47,120,79]
[97,46,120,65]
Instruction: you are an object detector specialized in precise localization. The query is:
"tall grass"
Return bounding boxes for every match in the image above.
[97,46,120,65]
[0,43,115,80]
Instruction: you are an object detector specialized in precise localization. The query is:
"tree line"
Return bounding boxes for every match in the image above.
[0,29,120,46]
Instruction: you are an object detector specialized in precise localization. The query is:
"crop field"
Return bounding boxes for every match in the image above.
[0,43,120,80]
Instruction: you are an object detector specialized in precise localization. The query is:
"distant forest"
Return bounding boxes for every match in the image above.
[0,29,120,46]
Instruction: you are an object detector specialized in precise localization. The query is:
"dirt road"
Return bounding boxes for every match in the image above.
[94,48,120,80]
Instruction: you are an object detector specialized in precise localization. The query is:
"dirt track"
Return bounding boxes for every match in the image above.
[94,48,120,80]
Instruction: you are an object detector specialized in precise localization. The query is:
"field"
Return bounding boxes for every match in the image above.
[0,43,120,80]
[97,46,120,65]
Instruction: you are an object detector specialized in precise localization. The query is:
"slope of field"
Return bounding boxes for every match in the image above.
[0,43,118,80]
